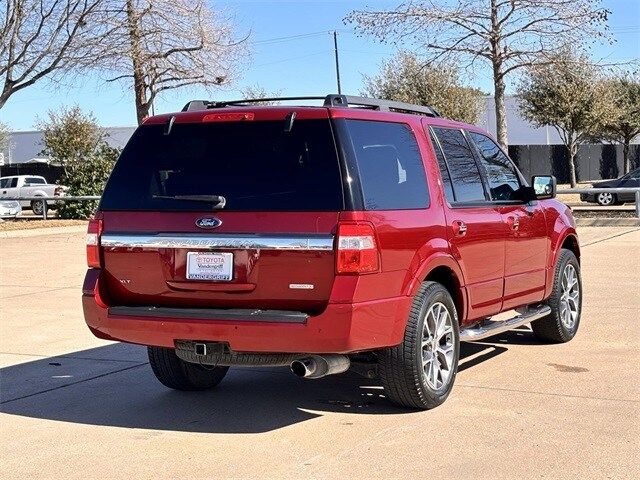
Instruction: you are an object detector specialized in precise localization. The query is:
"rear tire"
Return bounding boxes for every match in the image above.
[148,346,229,391]
[379,281,460,409]
[531,249,582,343]
[31,199,45,216]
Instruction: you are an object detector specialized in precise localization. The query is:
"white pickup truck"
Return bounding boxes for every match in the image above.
[0,175,66,215]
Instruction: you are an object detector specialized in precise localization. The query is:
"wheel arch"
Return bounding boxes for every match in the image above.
[405,254,467,323]
[544,230,580,299]
[561,233,580,264]
[424,266,466,323]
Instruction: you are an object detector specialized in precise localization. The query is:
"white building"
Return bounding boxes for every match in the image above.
[2,126,135,165]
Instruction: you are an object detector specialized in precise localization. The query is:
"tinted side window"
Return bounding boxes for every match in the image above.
[469,132,521,201]
[9,178,18,188]
[0,178,9,188]
[432,128,486,203]
[429,130,455,203]
[345,120,429,210]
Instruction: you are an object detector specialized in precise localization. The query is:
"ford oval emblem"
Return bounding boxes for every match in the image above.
[195,217,222,229]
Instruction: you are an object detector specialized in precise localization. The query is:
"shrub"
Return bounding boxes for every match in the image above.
[56,144,119,219]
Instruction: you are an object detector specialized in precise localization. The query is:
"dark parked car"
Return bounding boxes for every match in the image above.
[82,94,582,410]
[580,168,640,206]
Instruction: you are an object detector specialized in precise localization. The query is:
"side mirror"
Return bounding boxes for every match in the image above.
[532,175,556,199]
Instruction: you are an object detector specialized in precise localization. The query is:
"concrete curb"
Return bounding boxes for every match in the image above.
[576,218,639,227]
[0,225,87,239]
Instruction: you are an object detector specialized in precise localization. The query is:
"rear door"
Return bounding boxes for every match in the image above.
[98,110,343,314]
[429,126,506,320]
[467,131,547,309]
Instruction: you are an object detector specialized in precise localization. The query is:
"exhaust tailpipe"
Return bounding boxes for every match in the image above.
[290,354,350,379]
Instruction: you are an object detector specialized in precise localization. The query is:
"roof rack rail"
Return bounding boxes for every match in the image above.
[181,95,439,117]
[323,95,439,117]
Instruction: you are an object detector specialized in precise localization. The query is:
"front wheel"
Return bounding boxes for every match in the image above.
[148,346,229,391]
[596,192,616,206]
[532,249,582,343]
[379,281,460,409]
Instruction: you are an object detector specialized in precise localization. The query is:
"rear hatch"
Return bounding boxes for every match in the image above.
[98,108,344,314]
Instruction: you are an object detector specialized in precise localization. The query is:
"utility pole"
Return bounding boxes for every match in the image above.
[333,31,342,94]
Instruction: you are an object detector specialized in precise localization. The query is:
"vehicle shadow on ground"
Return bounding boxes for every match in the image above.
[0,332,535,434]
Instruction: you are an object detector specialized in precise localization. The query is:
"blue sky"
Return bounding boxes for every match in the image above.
[1,0,638,131]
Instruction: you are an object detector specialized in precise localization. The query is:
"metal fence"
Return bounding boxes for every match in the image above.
[556,188,640,221]
[2,196,100,220]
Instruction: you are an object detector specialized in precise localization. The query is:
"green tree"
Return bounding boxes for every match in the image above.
[517,50,612,187]
[598,75,640,174]
[56,144,119,219]
[363,52,484,124]
[37,106,106,169]
[37,106,119,218]
[0,122,9,153]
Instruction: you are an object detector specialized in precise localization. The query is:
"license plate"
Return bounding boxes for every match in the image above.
[186,252,233,281]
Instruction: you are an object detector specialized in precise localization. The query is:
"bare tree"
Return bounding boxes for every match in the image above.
[346,0,610,148]
[101,0,247,124]
[0,0,108,108]
[517,50,613,187]
[363,52,484,124]
[239,84,282,105]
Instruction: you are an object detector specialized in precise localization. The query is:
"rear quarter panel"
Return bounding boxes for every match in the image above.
[333,115,466,315]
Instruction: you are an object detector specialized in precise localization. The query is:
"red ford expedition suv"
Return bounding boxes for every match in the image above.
[82,95,581,409]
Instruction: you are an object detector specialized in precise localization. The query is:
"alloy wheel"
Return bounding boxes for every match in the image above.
[32,200,44,215]
[421,302,455,390]
[560,264,580,329]
[597,192,613,205]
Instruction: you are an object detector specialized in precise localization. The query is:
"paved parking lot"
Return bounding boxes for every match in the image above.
[1,226,638,479]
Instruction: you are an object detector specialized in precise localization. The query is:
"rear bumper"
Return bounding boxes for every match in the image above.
[82,269,412,354]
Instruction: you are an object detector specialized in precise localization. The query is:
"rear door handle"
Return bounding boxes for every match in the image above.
[452,220,467,236]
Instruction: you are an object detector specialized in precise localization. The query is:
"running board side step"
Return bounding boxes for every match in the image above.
[459,305,551,342]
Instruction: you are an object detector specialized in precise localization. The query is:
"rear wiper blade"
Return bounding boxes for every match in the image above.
[153,194,226,208]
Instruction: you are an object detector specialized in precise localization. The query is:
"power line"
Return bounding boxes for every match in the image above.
[254,50,329,67]
[253,31,329,45]
[252,29,352,45]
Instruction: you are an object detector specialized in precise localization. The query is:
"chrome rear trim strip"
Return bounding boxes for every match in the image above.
[101,233,335,251]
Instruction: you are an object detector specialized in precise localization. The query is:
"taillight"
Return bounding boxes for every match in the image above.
[86,218,103,268]
[336,223,380,274]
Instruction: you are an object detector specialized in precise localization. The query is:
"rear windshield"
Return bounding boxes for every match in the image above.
[100,119,344,211]
[26,177,46,184]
